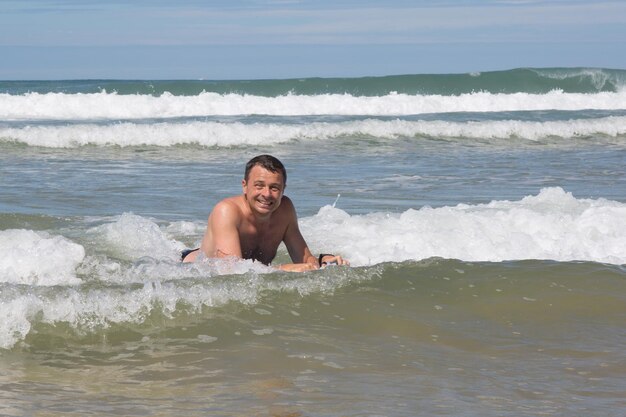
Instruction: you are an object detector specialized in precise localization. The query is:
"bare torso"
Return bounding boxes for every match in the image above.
[201,195,293,265]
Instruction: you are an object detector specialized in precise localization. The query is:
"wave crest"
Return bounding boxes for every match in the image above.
[1,89,626,121]
[2,116,625,148]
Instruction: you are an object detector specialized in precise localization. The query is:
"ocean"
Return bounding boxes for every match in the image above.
[1,67,625,416]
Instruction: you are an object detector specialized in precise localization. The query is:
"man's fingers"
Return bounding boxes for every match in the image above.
[322,255,350,266]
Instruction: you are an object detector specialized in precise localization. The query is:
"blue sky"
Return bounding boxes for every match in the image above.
[1,0,625,79]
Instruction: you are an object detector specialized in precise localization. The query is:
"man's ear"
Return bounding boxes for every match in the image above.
[241,179,247,193]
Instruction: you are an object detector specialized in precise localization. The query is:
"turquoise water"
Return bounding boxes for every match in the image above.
[1,68,625,416]
[2,67,625,95]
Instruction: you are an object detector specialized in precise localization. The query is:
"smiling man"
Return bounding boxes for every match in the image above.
[182,154,348,271]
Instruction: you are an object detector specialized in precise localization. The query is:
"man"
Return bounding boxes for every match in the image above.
[182,154,348,272]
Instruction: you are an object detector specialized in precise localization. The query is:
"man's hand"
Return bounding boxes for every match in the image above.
[320,254,350,267]
[278,254,350,272]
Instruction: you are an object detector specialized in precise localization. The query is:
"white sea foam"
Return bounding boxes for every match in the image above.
[0,229,85,286]
[2,116,625,148]
[1,90,626,120]
[88,212,186,262]
[301,187,626,266]
[0,270,259,349]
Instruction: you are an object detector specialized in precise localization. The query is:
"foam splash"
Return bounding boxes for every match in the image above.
[301,187,626,266]
[0,254,364,349]
[0,270,254,349]
[2,117,625,148]
[0,229,84,286]
[88,212,186,262]
[1,90,626,120]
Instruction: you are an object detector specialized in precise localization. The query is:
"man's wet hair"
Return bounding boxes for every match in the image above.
[245,154,287,184]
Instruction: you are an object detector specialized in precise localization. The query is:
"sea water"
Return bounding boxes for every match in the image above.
[1,68,625,416]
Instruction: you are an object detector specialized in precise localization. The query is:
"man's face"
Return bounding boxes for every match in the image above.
[242,165,285,217]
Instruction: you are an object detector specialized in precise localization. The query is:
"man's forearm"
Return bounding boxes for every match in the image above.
[278,262,318,272]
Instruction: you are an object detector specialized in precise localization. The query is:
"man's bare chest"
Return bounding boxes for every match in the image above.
[239,223,285,264]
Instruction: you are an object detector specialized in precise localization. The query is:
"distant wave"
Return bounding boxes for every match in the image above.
[1,67,625,96]
[2,89,626,120]
[2,116,625,147]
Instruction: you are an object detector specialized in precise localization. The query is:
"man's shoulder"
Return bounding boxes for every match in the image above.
[277,195,296,214]
[276,195,298,222]
[219,195,243,207]
[211,196,244,221]
[280,194,294,206]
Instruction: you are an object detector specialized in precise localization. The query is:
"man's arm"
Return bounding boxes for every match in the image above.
[279,197,350,271]
[200,200,243,259]
[279,197,319,271]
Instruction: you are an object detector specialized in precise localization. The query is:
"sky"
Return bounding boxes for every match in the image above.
[1,0,625,80]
